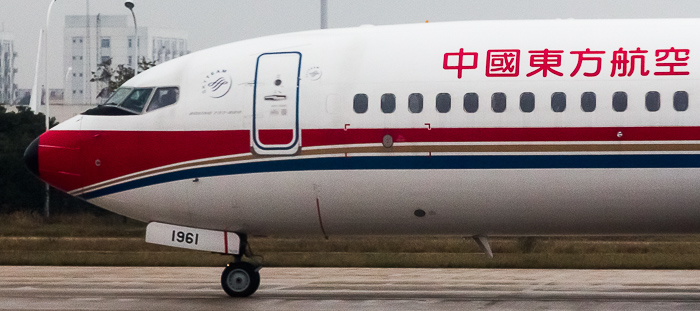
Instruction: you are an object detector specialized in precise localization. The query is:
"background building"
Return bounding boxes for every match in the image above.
[0,32,17,104]
[64,15,188,106]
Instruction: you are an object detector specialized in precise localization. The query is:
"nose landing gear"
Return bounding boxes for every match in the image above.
[220,234,262,297]
[221,261,260,297]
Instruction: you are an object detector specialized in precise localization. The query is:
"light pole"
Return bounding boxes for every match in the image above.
[125,1,138,74]
[44,0,57,131]
[43,0,58,218]
[320,0,328,29]
[65,67,72,105]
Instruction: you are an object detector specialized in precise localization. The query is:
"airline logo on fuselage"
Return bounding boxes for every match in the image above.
[202,69,232,98]
[443,47,690,79]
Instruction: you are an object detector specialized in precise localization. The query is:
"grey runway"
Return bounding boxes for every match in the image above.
[3,267,700,310]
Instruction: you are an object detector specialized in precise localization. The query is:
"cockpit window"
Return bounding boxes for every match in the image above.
[147,87,179,112]
[119,88,154,113]
[104,88,132,106]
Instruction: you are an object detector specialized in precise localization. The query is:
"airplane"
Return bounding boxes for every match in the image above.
[23,18,700,297]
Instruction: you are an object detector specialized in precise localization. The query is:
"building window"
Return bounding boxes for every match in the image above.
[101,38,110,48]
[492,92,506,113]
[381,93,396,113]
[581,92,596,112]
[551,92,566,112]
[674,91,689,111]
[436,93,451,113]
[101,56,110,64]
[408,93,423,113]
[613,91,627,112]
[353,94,368,114]
[463,93,478,113]
[128,39,132,48]
[128,56,132,66]
[645,91,660,112]
[520,92,535,113]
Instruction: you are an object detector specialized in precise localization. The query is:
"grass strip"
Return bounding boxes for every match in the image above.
[5,212,700,268]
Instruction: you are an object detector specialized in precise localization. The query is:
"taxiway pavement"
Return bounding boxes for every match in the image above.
[3,267,700,310]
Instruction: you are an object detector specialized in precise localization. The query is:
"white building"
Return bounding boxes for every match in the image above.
[0,32,17,104]
[64,15,188,105]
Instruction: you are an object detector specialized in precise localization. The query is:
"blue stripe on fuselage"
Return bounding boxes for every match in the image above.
[79,154,700,200]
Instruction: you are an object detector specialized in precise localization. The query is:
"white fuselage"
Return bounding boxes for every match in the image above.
[36,19,700,237]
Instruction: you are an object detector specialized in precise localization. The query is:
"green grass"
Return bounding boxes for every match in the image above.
[0,212,145,237]
[4,212,700,268]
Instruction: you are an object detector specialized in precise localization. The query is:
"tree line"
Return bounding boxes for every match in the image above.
[0,106,102,214]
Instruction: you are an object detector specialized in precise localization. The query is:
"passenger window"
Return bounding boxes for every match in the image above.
[551,92,566,112]
[463,93,478,113]
[147,87,179,112]
[520,92,535,113]
[674,91,689,111]
[581,92,596,112]
[353,94,368,114]
[436,93,451,113]
[408,93,423,113]
[645,91,660,112]
[119,88,153,113]
[492,92,506,113]
[613,91,627,112]
[381,93,396,113]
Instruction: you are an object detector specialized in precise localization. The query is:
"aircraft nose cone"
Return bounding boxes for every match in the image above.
[24,136,40,177]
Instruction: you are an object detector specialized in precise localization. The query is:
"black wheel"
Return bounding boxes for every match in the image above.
[221,262,260,297]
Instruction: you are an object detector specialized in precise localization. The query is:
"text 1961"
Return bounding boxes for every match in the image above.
[171,230,199,245]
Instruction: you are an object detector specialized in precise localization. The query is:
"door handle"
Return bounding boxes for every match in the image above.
[264,95,287,101]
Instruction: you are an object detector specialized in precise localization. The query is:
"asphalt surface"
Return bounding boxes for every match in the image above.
[3,267,700,310]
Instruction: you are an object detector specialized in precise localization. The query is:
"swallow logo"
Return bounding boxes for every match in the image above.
[202,69,232,98]
[306,66,322,81]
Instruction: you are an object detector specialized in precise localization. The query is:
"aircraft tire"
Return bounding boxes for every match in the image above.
[221,262,260,297]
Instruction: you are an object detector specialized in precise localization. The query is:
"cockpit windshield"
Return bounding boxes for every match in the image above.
[101,87,154,113]
[104,88,132,106]
[83,86,179,116]
[119,88,154,113]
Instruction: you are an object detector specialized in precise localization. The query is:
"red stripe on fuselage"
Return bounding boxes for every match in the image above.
[39,126,700,193]
[39,130,250,192]
[258,129,294,145]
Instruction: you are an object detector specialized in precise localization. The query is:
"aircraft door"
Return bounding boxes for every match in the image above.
[253,52,301,155]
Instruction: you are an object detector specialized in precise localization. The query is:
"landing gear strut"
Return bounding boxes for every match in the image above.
[220,234,262,297]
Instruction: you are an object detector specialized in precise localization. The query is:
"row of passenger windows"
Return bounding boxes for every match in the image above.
[353,91,690,114]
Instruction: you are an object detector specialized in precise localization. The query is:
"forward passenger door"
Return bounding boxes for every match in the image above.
[252,52,301,155]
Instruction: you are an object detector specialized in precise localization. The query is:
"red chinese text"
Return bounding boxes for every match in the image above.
[486,49,520,77]
[526,49,564,77]
[610,48,650,77]
[570,48,605,77]
[442,47,691,79]
[655,47,690,76]
[443,48,478,79]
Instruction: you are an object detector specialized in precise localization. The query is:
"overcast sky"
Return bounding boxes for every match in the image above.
[2,0,700,88]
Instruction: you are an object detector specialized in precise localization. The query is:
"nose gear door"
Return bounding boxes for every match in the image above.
[252,52,301,155]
